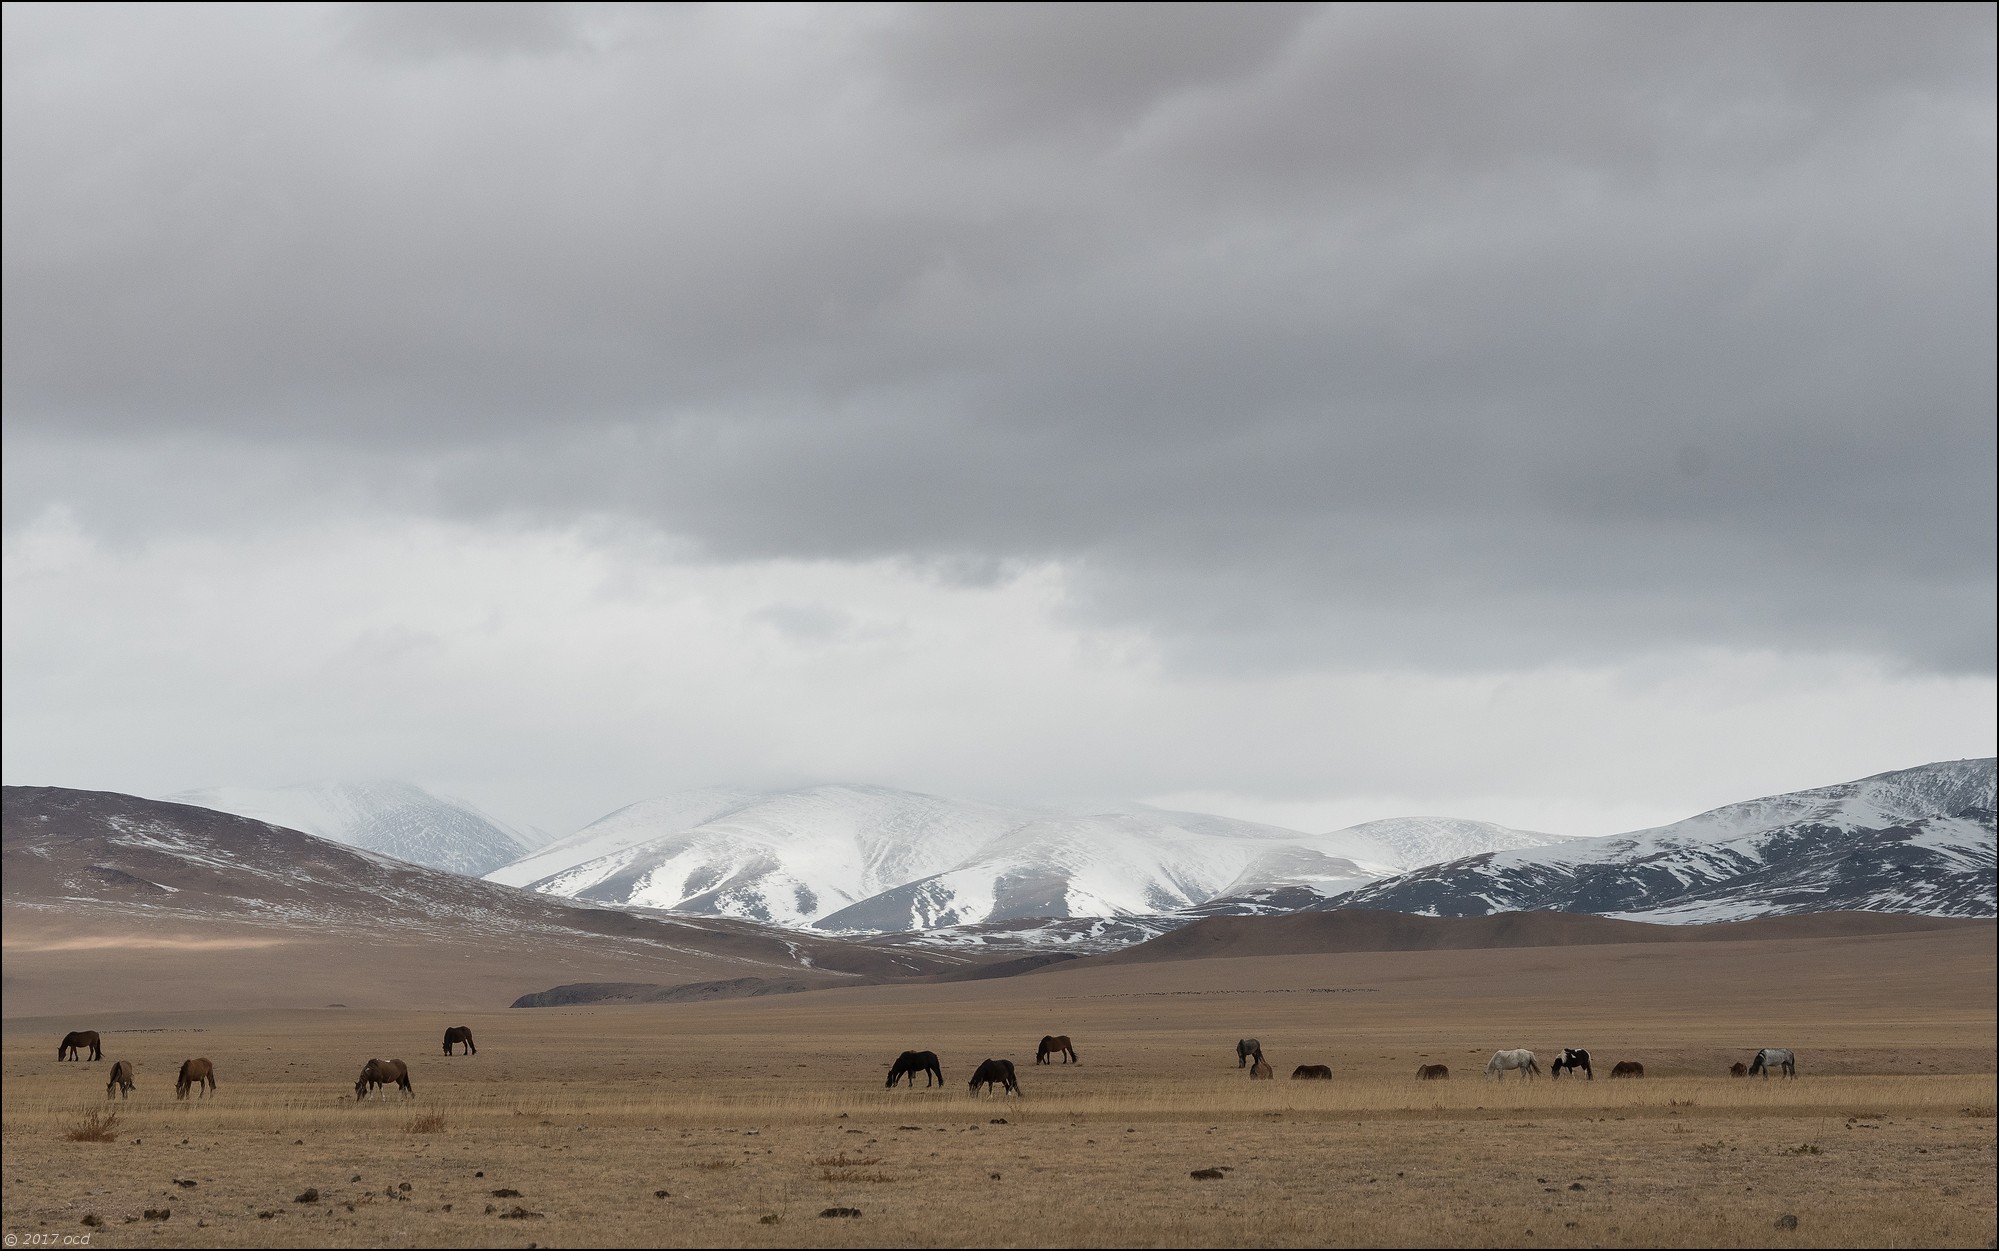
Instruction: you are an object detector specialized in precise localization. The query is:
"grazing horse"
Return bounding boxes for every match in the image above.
[1417,1064,1450,1080]
[886,1050,943,1089]
[106,1060,136,1100]
[442,1026,476,1056]
[1610,1061,1644,1079]
[354,1058,413,1100]
[1036,1035,1077,1065]
[1236,1038,1263,1069]
[968,1058,1019,1095]
[175,1058,216,1100]
[1729,1062,1749,1078]
[1291,1065,1333,1080]
[58,1031,102,1062]
[1747,1048,1796,1079]
[1249,1057,1274,1080]
[1551,1048,1593,1080]
[1485,1049,1540,1080]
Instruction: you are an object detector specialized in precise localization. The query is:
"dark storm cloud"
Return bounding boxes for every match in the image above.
[4,3,1992,673]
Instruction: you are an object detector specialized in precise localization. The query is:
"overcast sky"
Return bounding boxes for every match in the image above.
[4,3,1993,839]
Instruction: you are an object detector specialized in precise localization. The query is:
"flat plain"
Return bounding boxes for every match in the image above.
[3,923,1994,1248]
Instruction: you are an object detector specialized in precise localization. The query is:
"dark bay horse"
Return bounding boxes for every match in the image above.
[1551,1048,1593,1080]
[886,1050,942,1088]
[1291,1065,1332,1080]
[106,1060,136,1099]
[59,1031,102,1062]
[1417,1064,1450,1080]
[442,1026,476,1056]
[1610,1061,1644,1078]
[176,1058,215,1100]
[1036,1035,1077,1064]
[1729,1062,1749,1077]
[1236,1038,1263,1069]
[1249,1057,1274,1080]
[968,1058,1019,1095]
[355,1058,413,1100]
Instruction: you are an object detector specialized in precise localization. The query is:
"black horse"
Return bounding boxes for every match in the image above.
[442,1026,476,1056]
[968,1058,1019,1095]
[1550,1048,1593,1080]
[886,1050,942,1088]
[1236,1038,1263,1069]
[58,1030,102,1062]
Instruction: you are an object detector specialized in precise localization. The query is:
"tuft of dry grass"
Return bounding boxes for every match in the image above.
[403,1110,447,1134]
[63,1108,121,1142]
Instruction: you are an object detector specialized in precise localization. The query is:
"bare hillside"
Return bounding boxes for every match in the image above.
[2,787,965,1016]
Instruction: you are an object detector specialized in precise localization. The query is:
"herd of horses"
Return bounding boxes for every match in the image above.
[887,1037,1799,1092]
[1475,1046,1795,1081]
[55,1022,1800,1101]
[56,1026,478,1101]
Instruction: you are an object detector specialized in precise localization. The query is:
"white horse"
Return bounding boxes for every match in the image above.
[1485,1049,1540,1080]
[1747,1048,1796,1079]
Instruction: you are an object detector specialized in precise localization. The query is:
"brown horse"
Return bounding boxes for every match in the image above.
[1291,1065,1332,1080]
[175,1058,215,1100]
[106,1060,136,1100]
[1729,1062,1748,1077]
[1249,1057,1274,1080]
[1416,1064,1450,1080]
[1036,1035,1077,1065]
[442,1026,476,1056]
[355,1058,413,1100]
[58,1030,102,1062]
[1610,1061,1644,1078]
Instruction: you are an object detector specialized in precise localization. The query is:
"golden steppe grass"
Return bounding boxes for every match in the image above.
[3,926,1994,1247]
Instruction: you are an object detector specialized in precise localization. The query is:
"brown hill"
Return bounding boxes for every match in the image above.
[1078,907,1989,966]
[2,786,970,1016]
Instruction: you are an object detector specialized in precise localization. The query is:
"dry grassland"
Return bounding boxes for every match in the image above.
[3,928,1994,1247]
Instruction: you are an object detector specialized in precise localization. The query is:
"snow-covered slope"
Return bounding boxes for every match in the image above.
[811,808,1398,932]
[488,786,1414,933]
[1325,816,1576,871]
[491,786,1035,929]
[1332,759,1997,922]
[167,780,536,877]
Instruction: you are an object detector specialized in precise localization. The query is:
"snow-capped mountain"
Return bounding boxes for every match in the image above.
[1330,759,1997,922]
[487,785,1032,928]
[488,785,1422,932]
[1325,816,1578,872]
[485,785,1582,934]
[167,780,538,877]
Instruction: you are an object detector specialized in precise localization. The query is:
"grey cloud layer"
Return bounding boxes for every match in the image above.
[6,3,1992,672]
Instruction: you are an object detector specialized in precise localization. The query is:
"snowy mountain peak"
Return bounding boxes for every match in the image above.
[1333,758,1996,923]
[166,779,537,877]
[488,783,1410,933]
[1323,815,1574,871]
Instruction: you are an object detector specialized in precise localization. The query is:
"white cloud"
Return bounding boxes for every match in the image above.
[6,513,1989,835]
